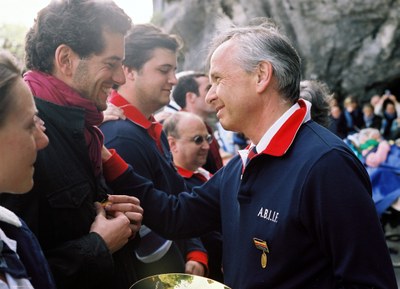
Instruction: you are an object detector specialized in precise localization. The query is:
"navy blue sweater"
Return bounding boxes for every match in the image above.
[108,121,397,289]
[100,116,206,261]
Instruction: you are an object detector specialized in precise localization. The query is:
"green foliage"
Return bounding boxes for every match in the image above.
[0,23,29,63]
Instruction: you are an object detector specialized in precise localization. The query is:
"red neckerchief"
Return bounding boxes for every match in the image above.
[24,70,104,176]
[176,166,195,178]
[176,166,212,183]
[109,90,164,153]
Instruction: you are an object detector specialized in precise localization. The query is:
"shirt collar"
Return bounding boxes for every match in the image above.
[239,98,311,163]
[0,206,21,228]
[109,90,155,129]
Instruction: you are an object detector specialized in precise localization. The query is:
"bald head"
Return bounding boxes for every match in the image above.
[163,111,205,138]
[163,111,211,171]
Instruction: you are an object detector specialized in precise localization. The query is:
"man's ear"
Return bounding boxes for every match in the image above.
[186,92,197,104]
[168,136,178,152]
[54,45,76,77]
[124,66,136,81]
[256,61,273,93]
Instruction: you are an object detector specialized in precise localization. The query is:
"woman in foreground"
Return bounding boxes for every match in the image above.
[0,50,54,288]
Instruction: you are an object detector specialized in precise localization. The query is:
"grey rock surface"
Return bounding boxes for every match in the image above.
[154,0,400,102]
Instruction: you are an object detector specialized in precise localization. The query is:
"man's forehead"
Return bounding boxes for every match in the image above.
[210,41,236,69]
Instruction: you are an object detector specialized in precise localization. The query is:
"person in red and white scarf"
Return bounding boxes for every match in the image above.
[163,111,224,283]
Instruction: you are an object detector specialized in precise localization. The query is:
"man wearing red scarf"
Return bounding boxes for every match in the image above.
[100,24,208,279]
[0,1,143,289]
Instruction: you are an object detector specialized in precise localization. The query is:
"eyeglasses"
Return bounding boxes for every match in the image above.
[190,134,213,145]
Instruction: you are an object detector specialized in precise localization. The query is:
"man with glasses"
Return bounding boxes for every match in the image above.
[163,111,224,282]
[100,23,207,279]
[171,72,224,173]
[163,111,214,188]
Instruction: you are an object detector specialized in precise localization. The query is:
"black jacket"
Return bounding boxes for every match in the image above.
[0,97,137,289]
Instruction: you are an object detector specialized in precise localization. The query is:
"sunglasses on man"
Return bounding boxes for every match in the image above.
[189,134,213,145]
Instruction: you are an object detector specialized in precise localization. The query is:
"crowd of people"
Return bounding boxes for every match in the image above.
[0,0,398,288]
[328,91,400,141]
[299,79,400,232]
[322,89,400,219]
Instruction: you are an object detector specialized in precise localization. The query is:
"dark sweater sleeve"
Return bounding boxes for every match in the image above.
[108,165,221,239]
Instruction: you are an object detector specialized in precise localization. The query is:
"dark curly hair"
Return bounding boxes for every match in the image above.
[25,0,132,73]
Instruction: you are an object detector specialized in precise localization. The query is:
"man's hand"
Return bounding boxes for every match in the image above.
[185,260,206,276]
[90,202,132,253]
[102,102,126,122]
[104,195,143,236]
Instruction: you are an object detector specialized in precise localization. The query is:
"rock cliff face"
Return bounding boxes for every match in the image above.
[154,0,400,102]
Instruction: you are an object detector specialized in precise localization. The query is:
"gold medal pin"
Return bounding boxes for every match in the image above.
[253,238,269,269]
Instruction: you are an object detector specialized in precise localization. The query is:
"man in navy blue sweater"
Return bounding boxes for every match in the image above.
[100,24,207,279]
[103,19,397,288]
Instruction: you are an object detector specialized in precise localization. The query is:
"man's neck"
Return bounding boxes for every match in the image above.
[117,89,156,119]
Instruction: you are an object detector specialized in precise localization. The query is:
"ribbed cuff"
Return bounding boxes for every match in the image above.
[186,251,209,275]
[102,149,129,182]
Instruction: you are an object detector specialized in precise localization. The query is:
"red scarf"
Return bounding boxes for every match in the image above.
[24,70,104,176]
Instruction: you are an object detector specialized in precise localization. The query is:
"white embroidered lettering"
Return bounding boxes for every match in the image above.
[257,207,279,223]
[273,213,279,223]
